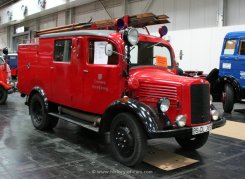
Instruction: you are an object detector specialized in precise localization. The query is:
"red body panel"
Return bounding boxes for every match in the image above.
[18,44,39,95]
[129,67,210,127]
[0,63,12,90]
[18,34,126,114]
[11,69,17,77]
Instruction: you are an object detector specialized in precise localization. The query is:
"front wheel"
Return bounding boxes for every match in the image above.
[29,94,58,130]
[175,132,209,150]
[222,84,234,113]
[0,86,8,105]
[110,113,146,166]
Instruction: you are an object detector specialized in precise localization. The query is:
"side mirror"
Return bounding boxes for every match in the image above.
[105,43,113,56]
[179,50,183,60]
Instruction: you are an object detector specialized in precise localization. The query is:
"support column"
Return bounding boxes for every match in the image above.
[217,0,224,27]
[123,0,128,15]
[143,0,153,12]
[65,7,75,24]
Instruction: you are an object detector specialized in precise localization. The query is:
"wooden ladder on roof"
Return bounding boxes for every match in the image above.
[35,13,169,37]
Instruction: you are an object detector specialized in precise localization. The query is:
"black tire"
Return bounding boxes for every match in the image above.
[175,132,209,150]
[110,113,146,166]
[29,94,58,130]
[0,86,8,105]
[222,84,234,113]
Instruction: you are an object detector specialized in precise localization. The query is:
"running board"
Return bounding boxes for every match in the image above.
[49,112,99,132]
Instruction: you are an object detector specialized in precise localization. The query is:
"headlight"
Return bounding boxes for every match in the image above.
[210,95,213,105]
[211,110,219,121]
[176,115,187,127]
[158,97,170,112]
[123,28,139,46]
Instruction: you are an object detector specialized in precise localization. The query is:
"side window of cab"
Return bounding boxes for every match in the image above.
[88,40,119,65]
[223,39,237,55]
[239,40,245,55]
[54,39,72,62]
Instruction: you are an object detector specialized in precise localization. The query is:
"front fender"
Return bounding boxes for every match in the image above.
[0,81,12,90]
[221,75,243,101]
[28,86,49,110]
[100,98,168,137]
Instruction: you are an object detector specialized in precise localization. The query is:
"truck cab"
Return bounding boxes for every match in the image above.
[208,31,245,113]
[17,13,225,166]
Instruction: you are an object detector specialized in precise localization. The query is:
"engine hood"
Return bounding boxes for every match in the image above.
[128,66,208,89]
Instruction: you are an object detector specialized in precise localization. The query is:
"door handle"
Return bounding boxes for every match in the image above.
[83,69,88,73]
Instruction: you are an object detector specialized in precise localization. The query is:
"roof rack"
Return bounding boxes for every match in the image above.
[35,13,169,37]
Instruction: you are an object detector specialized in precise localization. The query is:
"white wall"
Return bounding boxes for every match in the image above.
[151,25,245,74]
[0,0,67,25]
[0,27,7,47]
[226,0,245,26]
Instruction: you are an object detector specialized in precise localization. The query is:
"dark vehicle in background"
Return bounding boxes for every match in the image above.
[207,31,245,113]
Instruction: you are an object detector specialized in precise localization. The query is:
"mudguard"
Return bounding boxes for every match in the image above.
[0,81,12,90]
[221,75,243,101]
[28,86,49,110]
[100,98,169,137]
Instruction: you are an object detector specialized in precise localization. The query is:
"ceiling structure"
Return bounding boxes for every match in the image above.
[0,0,19,9]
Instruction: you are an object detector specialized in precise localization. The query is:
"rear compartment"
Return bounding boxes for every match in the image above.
[18,44,39,95]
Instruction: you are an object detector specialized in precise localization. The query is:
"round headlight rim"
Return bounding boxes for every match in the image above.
[157,97,170,113]
[128,28,139,46]
[176,115,187,127]
[211,109,219,121]
[123,28,139,46]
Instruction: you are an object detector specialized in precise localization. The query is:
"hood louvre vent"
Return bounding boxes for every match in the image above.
[135,82,178,105]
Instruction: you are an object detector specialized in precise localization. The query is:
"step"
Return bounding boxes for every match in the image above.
[49,112,99,132]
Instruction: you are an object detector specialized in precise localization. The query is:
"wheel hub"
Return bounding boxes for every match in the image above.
[114,126,134,157]
[33,102,43,124]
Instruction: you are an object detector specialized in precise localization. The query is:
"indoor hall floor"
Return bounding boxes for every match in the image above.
[0,93,244,179]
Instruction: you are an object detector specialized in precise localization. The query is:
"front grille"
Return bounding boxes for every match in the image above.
[191,84,210,124]
[136,82,177,105]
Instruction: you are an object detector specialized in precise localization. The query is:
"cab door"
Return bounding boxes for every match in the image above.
[81,37,124,114]
[50,38,74,106]
[237,39,245,88]
[219,39,238,77]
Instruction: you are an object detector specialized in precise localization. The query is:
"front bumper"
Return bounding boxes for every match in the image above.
[148,117,226,139]
[7,82,17,94]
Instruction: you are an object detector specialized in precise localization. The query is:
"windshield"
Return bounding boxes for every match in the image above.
[130,41,173,68]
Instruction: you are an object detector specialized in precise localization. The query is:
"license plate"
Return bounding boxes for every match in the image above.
[192,124,212,135]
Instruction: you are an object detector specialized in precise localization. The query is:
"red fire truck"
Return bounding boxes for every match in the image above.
[18,13,225,166]
[0,48,14,104]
